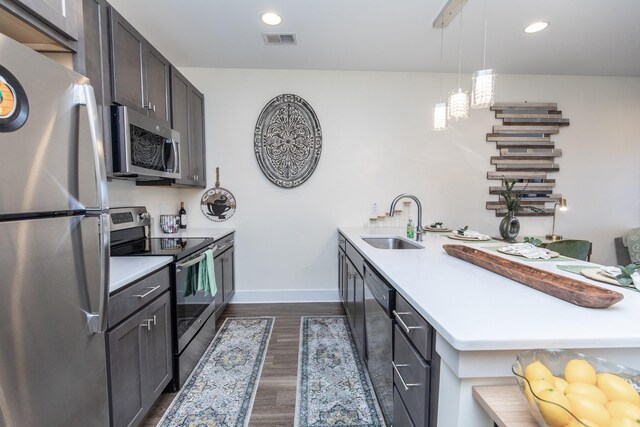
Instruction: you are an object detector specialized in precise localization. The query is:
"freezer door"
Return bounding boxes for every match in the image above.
[0,215,109,427]
[0,33,107,216]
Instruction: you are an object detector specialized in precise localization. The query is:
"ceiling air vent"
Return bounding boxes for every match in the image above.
[262,33,297,45]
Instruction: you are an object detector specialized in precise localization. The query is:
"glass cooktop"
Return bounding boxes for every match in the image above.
[111,237,212,260]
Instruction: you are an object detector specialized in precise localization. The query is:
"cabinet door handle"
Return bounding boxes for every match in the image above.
[392,361,421,391]
[152,315,157,326]
[393,310,423,334]
[140,319,152,330]
[132,286,161,299]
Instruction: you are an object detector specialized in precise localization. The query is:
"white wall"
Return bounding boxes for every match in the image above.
[107,180,187,236]
[110,68,640,301]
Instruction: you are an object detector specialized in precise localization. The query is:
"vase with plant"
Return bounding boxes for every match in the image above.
[498,178,527,241]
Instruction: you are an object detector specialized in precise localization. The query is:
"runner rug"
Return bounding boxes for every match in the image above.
[158,317,274,427]
[295,316,385,426]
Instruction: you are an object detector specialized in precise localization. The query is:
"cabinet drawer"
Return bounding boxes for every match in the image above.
[393,324,430,427]
[346,240,364,277]
[338,232,346,251]
[109,267,170,328]
[393,292,432,361]
[393,386,416,427]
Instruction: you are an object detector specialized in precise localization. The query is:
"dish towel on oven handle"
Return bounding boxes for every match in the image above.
[184,262,199,297]
[197,249,217,296]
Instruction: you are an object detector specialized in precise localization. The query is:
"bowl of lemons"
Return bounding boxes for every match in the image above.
[513,349,640,427]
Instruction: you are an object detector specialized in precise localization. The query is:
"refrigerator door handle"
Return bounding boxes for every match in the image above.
[78,84,109,212]
[94,213,110,334]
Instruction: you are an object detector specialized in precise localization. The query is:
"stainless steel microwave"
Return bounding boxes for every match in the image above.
[111,106,181,179]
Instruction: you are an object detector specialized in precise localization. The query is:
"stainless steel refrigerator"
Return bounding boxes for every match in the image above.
[0,33,110,426]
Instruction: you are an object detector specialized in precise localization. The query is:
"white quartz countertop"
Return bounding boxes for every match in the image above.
[339,227,640,352]
[109,257,173,294]
[155,227,235,239]
[109,228,234,294]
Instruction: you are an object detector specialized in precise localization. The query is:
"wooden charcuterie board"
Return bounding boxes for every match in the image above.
[443,244,624,309]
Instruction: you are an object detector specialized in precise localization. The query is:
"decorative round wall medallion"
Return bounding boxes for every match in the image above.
[200,167,237,222]
[254,94,322,188]
[0,65,29,133]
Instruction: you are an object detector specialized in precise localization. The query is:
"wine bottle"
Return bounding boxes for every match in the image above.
[179,202,187,229]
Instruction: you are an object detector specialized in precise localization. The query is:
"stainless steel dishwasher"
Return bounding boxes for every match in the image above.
[364,262,396,425]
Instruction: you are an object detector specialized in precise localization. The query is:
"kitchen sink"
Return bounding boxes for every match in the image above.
[362,237,424,250]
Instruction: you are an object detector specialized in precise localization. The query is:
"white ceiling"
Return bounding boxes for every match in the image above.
[108,0,640,76]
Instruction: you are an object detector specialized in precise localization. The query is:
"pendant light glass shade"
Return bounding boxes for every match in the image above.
[433,102,447,131]
[448,88,469,120]
[471,69,496,109]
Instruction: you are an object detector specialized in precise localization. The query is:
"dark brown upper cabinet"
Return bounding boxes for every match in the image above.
[7,0,78,40]
[109,7,170,125]
[169,67,206,188]
[81,0,113,177]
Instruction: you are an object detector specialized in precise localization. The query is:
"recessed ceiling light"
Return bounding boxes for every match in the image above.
[524,22,549,34]
[261,12,282,26]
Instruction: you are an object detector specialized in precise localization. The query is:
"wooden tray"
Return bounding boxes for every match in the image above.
[443,245,624,308]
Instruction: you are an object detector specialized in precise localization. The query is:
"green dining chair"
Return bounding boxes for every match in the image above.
[545,240,592,261]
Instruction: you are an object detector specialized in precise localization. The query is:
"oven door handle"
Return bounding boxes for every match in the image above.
[176,245,218,271]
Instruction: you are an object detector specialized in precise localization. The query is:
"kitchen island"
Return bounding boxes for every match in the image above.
[338,227,640,427]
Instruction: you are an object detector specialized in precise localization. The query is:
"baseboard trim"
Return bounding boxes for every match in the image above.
[229,289,340,304]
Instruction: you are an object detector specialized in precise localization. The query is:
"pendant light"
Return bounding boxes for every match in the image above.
[471,0,496,109]
[448,3,469,121]
[433,17,447,131]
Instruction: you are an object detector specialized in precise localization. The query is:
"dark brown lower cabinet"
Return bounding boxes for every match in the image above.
[345,257,365,360]
[107,292,172,427]
[214,235,235,319]
[394,386,416,427]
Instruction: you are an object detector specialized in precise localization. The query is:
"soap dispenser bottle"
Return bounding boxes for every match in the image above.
[407,217,415,239]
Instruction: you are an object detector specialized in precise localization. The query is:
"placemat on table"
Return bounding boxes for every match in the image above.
[557,264,639,293]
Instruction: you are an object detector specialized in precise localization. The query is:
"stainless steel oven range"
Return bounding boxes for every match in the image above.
[109,206,233,389]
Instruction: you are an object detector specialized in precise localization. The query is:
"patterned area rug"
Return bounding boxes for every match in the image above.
[158,317,274,427]
[295,316,386,427]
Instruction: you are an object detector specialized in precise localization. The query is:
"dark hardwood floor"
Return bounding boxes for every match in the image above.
[142,302,345,426]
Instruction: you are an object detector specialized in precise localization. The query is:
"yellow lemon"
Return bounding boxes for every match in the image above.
[538,387,573,427]
[565,419,600,427]
[525,380,555,404]
[566,394,611,427]
[597,374,640,406]
[565,359,598,385]
[606,401,640,421]
[526,360,555,384]
[565,382,608,406]
[608,418,640,427]
[554,376,569,394]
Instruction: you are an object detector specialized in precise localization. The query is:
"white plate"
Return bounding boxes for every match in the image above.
[447,233,491,241]
[497,248,560,258]
[425,226,451,232]
[580,268,620,285]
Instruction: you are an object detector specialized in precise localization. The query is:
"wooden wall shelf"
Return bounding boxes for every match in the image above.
[486,102,570,217]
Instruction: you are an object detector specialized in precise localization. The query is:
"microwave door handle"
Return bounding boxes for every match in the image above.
[173,139,180,175]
